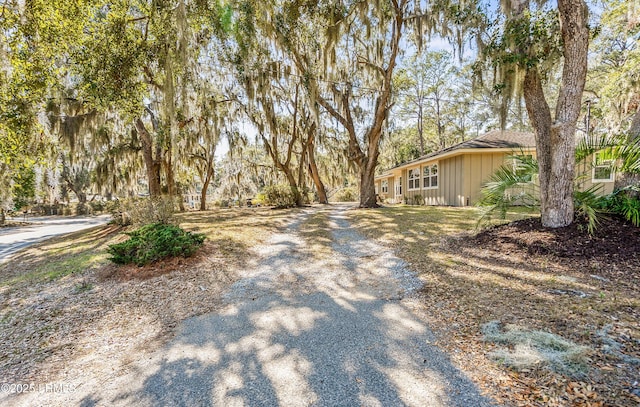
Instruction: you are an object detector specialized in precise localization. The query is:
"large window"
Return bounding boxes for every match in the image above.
[381,180,389,193]
[408,168,421,190]
[423,164,438,189]
[592,155,614,182]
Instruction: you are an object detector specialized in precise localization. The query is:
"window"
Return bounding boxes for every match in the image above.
[381,180,389,193]
[396,176,402,196]
[423,164,438,189]
[592,155,614,182]
[408,168,421,190]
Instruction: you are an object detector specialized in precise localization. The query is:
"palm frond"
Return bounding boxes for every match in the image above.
[573,185,607,235]
[477,154,539,227]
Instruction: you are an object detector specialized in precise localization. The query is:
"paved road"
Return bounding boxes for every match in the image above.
[0,215,111,263]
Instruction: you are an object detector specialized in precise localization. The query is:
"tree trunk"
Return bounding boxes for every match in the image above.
[0,209,5,226]
[288,1,405,209]
[629,107,640,138]
[135,118,162,197]
[360,162,378,207]
[519,0,588,228]
[200,164,214,211]
[284,169,303,207]
[417,105,425,155]
[308,136,328,204]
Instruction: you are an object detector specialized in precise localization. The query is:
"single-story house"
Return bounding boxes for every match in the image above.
[375,130,616,206]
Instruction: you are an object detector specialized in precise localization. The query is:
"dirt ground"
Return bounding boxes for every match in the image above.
[1,207,638,406]
[425,217,638,406]
[347,207,639,407]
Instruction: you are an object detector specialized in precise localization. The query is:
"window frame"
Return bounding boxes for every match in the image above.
[423,163,439,189]
[592,155,615,183]
[407,168,421,191]
[381,179,389,194]
[396,176,403,196]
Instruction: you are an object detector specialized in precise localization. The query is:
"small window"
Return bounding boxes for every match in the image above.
[592,156,614,182]
[423,164,438,189]
[381,180,389,194]
[408,168,420,190]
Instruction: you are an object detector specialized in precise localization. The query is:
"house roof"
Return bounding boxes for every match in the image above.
[381,130,536,174]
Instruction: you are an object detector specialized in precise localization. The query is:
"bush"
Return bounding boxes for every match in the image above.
[413,195,424,205]
[76,202,91,215]
[107,223,205,266]
[601,187,640,227]
[263,184,297,208]
[89,200,106,213]
[333,186,359,202]
[109,196,176,226]
[253,193,267,206]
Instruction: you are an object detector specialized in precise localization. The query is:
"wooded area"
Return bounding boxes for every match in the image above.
[1,0,638,228]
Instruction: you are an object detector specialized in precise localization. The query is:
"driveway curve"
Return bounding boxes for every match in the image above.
[0,215,111,263]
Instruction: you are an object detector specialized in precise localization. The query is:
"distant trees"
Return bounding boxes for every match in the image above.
[0,0,636,222]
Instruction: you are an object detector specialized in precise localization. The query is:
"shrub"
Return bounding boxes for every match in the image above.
[253,193,267,206]
[601,186,640,227]
[89,200,106,213]
[263,184,297,208]
[574,186,607,235]
[107,223,205,266]
[76,202,91,215]
[109,196,176,226]
[333,186,359,202]
[413,195,424,205]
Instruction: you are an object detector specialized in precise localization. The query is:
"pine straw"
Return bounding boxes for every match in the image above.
[0,207,295,384]
[347,205,640,407]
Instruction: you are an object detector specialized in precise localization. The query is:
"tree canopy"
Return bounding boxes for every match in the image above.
[0,0,637,227]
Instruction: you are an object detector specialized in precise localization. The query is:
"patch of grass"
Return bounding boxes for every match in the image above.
[1,252,108,287]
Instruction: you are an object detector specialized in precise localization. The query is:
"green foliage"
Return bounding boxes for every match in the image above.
[601,187,640,227]
[109,196,177,226]
[262,184,297,208]
[477,154,539,225]
[573,186,606,235]
[107,223,205,266]
[12,165,36,210]
[74,1,149,115]
[333,186,359,202]
[413,195,424,205]
[252,192,267,206]
[479,152,640,233]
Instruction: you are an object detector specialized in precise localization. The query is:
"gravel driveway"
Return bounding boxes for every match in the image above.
[6,205,493,406]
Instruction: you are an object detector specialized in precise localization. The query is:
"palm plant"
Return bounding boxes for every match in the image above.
[477,134,640,233]
[477,153,539,224]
